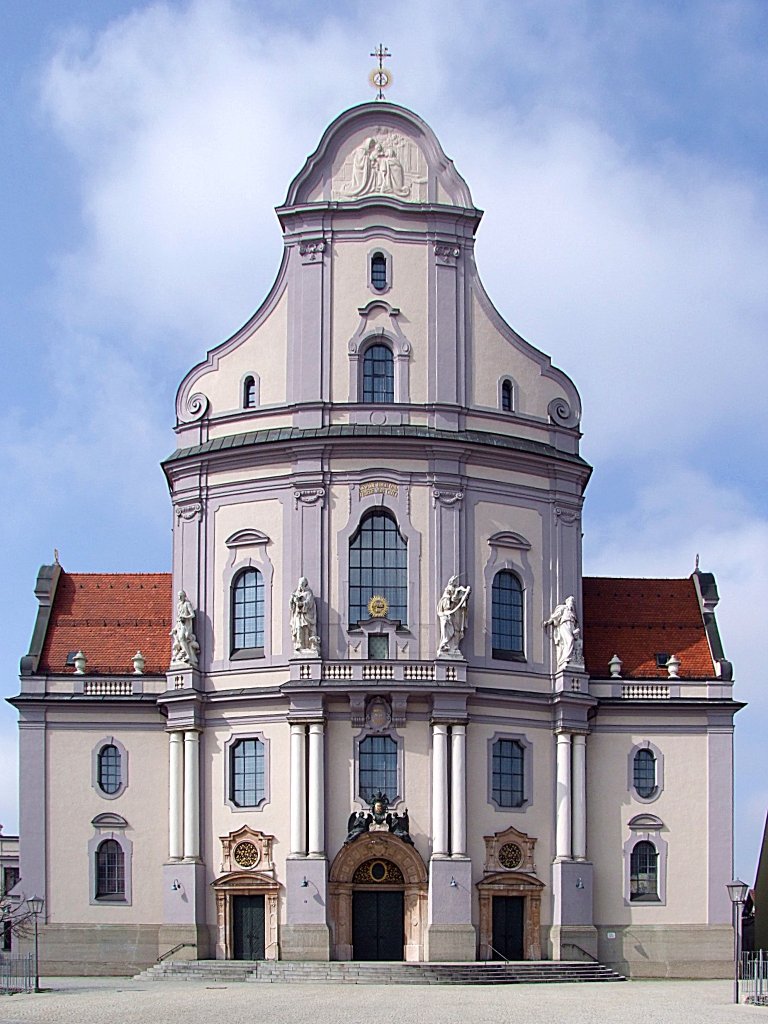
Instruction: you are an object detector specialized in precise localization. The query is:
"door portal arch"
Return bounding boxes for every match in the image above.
[329,832,428,961]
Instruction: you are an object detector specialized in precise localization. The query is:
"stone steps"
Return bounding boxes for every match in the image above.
[138,959,625,985]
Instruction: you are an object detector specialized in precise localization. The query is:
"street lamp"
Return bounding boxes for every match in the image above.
[26,896,44,994]
[727,879,749,1004]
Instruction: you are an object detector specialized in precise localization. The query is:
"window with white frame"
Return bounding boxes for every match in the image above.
[629,840,659,901]
[348,510,407,625]
[230,738,266,808]
[492,570,524,659]
[501,379,513,411]
[628,741,664,802]
[232,568,265,653]
[358,734,398,802]
[92,737,128,800]
[491,737,526,808]
[362,343,395,403]
[95,839,125,900]
[243,375,257,409]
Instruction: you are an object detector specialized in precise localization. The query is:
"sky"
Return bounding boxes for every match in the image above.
[1,0,766,885]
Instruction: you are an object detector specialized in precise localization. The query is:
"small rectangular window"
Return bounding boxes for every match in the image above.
[368,635,389,659]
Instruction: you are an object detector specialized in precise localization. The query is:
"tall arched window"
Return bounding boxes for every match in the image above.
[97,744,122,795]
[630,840,658,901]
[501,379,513,412]
[243,376,257,409]
[359,735,398,801]
[232,568,265,653]
[362,344,394,403]
[370,252,388,291]
[492,570,524,658]
[349,511,407,625]
[633,749,657,798]
[96,839,125,899]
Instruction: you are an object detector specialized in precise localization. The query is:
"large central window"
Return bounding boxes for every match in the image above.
[362,344,394,403]
[232,568,265,653]
[349,511,407,626]
[359,735,398,802]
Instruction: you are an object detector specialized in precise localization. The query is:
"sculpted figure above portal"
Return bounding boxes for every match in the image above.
[333,129,426,202]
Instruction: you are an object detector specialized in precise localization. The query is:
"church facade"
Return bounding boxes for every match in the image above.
[10,102,740,977]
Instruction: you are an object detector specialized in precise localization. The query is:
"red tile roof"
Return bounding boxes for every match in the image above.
[582,576,714,679]
[38,572,172,676]
[36,572,714,680]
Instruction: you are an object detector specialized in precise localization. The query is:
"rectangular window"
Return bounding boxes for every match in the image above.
[359,735,398,801]
[231,738,266,807]
[492,738,525,808]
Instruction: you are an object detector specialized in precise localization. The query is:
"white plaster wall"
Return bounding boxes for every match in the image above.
[470,292,570,418]
[465,715,555,925]
[588,726,710,925]
[330,238,428,404]
[188,289,288,416]
[46,716,166,923]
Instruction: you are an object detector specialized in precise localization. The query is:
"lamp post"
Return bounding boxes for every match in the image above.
[26,896,44,993]
[726,879,748,1004]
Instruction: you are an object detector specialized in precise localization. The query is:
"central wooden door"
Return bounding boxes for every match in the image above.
[352,890,404,960]
[492,895,524,960]
[232,894,265,960]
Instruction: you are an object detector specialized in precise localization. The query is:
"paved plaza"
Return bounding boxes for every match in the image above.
[0,978,765,1024]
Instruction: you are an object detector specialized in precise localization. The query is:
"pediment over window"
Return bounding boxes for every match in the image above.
[488,531,531,551]
[91,812,128,829]
[628,813,664,830]
[225,529,270,549]
[483,825,537,874]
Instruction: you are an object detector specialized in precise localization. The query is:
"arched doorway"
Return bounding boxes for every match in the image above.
[329,832,428,961]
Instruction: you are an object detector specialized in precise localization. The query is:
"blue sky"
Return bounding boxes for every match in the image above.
[1,0,766,884]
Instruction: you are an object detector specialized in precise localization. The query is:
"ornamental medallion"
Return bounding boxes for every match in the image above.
[498,842,523,870]
[233,840,261,869]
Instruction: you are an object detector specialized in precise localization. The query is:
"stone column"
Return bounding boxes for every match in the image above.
[572,734,587,862]
[308,721,325,856]
[555,732,572,861]
[168,731,184,861]
[432,724,449,856]
[450,724,467,857]
[290,723,307,856]
[182,730,200,861]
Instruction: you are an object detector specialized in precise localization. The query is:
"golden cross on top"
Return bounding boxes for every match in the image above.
[369,44,392,100]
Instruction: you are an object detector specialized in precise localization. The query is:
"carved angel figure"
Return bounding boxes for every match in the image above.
[170,590,200,668]
[388,808,414,845]
[437,576,471,657]
[344,811,371,844]
[543,595,581,671]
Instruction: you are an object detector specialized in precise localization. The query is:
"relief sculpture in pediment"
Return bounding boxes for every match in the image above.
[333,130,427,203]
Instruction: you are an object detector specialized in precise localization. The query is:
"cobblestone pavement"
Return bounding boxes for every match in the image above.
[0,977,765,1024]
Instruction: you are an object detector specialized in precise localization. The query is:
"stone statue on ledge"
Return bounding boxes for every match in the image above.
[290,576,320,656]
[437,576,471,658]
[343,792,414,845]
[170,590,200,669]
[543,595,583,671]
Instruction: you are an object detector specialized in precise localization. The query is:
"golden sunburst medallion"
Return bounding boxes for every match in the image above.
[368,594,389,618]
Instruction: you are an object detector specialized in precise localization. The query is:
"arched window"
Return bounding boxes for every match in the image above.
[491,738,525,807]
[349,511,407,625]
[492,570,524,658]
[362,344,394,403]
[630,840,659,901]
[359,735,398,801]
[370,252,388,291]
[243,376,257,409]
[230,738,266,808]
[633,749,657,798]
[501,379,513,412]
[96,839,125,899]
[232,568,265,653]
[97,744,121,795]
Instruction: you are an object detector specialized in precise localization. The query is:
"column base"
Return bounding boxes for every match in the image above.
[551,859,594,957]
[426,858,475,961]
[163,861,206,926]
[284,856,329,953]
